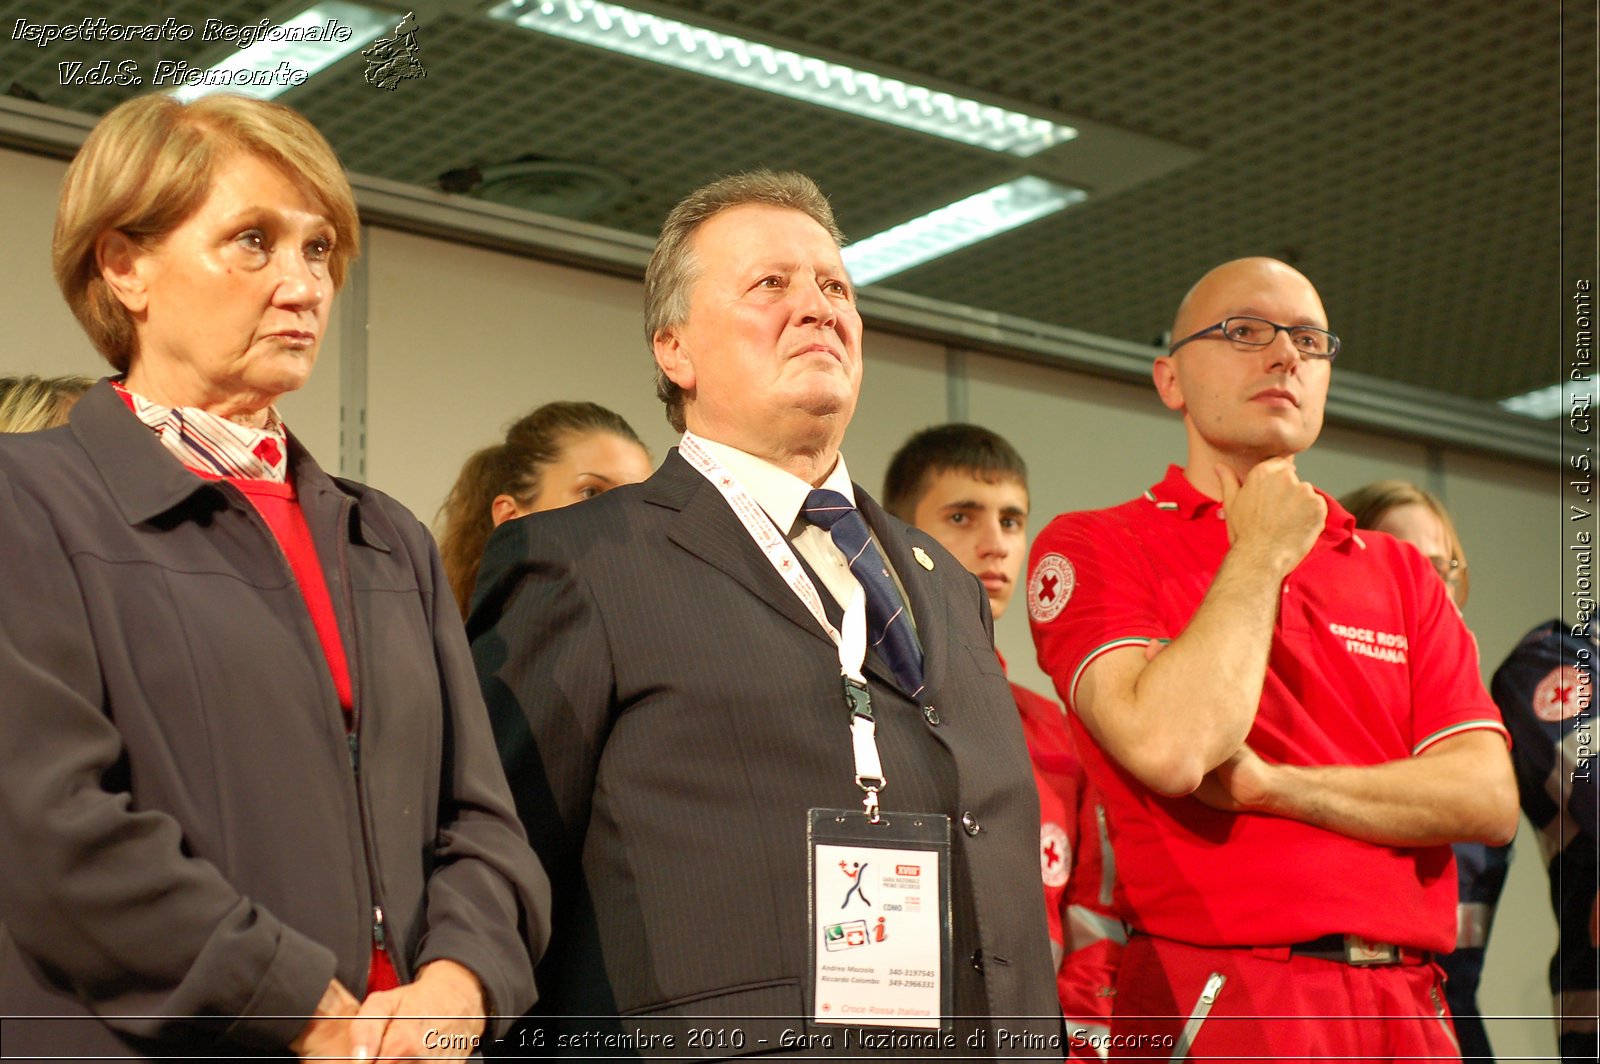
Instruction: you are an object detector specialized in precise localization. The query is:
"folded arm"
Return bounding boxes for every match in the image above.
[1193,730,1519,846]
[1074,459,1326,795]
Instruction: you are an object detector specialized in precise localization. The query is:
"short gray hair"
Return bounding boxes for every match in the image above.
[644,170,844,432]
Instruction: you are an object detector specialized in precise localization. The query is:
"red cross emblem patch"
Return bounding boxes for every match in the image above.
[1040,821,1070,888]
[1534,664,1591,723]
[1028,553,1075,624]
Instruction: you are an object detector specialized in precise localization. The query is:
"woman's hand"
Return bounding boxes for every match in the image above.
[354,959,487,1062]
[290,978,378,1060]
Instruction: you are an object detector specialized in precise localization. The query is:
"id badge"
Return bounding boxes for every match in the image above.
[807,808,952,1031]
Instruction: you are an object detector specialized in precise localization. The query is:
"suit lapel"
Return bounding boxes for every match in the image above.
[857,486,950,701]
[650,450,836,649]
[643,454,956,689]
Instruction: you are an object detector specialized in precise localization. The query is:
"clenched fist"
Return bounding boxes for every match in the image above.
[1217,458,1326,577]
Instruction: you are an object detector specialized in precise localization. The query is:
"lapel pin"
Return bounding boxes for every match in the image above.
[912,546,934,571]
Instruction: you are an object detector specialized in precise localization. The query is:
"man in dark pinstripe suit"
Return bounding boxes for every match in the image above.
[471,171,1059,1058]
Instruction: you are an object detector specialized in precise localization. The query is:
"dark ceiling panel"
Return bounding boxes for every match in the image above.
[1,0,1588,404]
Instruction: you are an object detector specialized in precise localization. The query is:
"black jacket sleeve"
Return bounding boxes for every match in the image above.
[409,520,550,1029]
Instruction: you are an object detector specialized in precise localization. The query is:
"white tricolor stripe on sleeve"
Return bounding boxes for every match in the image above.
[1412,719,1511,756]
[1068,636,1163,711]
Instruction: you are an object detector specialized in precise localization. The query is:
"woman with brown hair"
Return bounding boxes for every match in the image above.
[0,92,546,1060]
[438,401,651,617]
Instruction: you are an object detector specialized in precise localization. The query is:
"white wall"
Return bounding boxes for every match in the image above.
[363,226,673,523]
[0,144,1564,1058]
[2,148,104,379]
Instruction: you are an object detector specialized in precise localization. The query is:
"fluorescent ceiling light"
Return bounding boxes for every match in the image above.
[488,0,1076,156]
[842,177,1085,287]
[171,1,391,103]
[1499,375,1596,420]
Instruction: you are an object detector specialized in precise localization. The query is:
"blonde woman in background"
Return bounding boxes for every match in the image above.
[0,374,93,431]
[1342,478,1470,608]
[1341,478,1501,1062]
[437,401,651,618]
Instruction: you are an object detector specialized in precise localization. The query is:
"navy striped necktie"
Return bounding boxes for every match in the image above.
[802,488,925,697]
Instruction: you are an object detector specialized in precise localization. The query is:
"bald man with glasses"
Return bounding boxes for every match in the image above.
[1026,257,1518,1061]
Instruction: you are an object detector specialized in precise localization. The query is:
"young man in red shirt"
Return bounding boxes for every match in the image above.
[885,424,1121,1057]
[1027,258,1518,1061]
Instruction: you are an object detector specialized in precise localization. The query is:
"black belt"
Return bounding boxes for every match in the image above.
[1288,933,1432,967]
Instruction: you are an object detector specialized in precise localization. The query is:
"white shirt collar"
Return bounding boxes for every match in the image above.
[684,432,856,533]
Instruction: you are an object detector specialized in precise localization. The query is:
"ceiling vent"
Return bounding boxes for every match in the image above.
[439,157,630,219]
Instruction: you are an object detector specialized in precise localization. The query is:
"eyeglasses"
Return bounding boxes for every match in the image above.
[1431,556,1465,587]
[1168,316,1340,360]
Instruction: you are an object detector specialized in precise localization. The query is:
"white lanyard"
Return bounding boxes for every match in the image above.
[679,434,887,816]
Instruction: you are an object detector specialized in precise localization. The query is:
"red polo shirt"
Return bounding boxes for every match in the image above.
[1001,659,1121,1034]
[1027,465,1507,952]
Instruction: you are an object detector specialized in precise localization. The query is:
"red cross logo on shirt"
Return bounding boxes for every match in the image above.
[1039,821,1069,888]
[1534,665,1590,723]
[1028,553,1076,624]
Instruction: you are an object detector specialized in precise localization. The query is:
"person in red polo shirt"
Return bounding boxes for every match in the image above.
[1026,257,1518,1061]
[885,424,1123,1057]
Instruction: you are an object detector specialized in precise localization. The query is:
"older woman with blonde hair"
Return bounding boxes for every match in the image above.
[0,93,545,1060]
